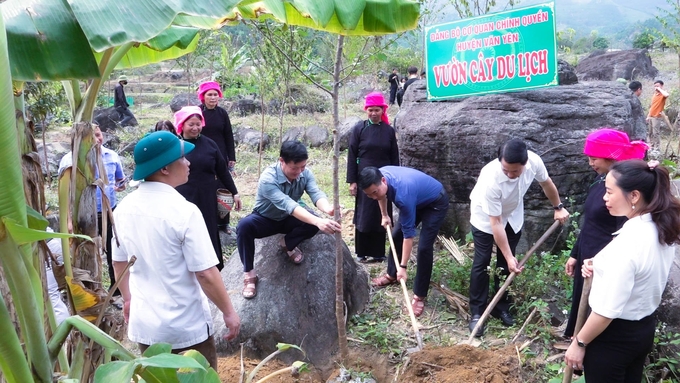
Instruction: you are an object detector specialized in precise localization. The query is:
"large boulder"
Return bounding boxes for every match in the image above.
[268,84,331,115]
[214,234,370,368]
[169,93,200,113]
[576,49,658,81]
[93,107,133,132]
[395,79,646,253]
[338,116,362,152]
[282,126,330,148]
[233,96,263,116]
[36,141,71,177]
[557,59,578,85]
[234,127,271,151]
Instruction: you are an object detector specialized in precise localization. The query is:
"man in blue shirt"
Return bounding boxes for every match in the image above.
[358,166,449,317]
[236,141,341,299]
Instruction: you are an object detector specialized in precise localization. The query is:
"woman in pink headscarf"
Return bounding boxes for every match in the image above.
[563,128,648,339]
[174,106,242,271]
[346,92,400,263]
[197,81,236,233]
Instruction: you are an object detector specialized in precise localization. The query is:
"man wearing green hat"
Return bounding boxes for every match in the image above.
[112,131,240,369]
[114,75,136,126]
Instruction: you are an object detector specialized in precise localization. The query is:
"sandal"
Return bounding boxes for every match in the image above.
[286,247,304,264]
[242,276,259,299]
[411,295,425,317]
[371,274,397,287]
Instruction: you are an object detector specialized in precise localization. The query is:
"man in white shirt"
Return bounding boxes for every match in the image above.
[468,139,569,336]
[112,131,240,369]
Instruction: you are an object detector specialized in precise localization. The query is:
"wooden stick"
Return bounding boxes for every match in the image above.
[386,225,424,351]
[511,306,538,343]
[562,277,593,383]
[466,220,561,344]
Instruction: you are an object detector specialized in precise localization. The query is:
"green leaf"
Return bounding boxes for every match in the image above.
[143,343,173,357]
[2,216,91,245]
[138,354,205,370]
[178,350,220,383]
[94,361,136,383]
[26,205,48,230]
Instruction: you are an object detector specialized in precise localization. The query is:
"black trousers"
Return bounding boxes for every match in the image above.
[97,211,119,296]
[385,190,449,298]
[584,314,655,383]
[389,86,398,104]
[236,212,319,272]
[469,223,521,315]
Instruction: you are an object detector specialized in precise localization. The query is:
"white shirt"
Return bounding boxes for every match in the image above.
[469,151,549,234]
[112,181,218,348]
[590,214,675,320]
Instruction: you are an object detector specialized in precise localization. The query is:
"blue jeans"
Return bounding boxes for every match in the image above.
[386,190,449,298]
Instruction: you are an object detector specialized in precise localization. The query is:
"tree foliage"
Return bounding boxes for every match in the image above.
[592,36,610,50]
[633,30,656,49]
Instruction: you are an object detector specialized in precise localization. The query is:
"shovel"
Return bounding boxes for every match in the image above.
[385,224,424,351]
[562,276,593,382]
[466,220,561,344]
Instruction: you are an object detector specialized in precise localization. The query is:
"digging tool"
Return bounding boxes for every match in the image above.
[466,220,561,344]
[385,224,424,351]
[562,276,593,383]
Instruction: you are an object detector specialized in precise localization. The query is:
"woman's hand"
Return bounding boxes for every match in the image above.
[582,259,594,279]
[565,257,577,277]
[349,183,357,196]
[564,339,586,371]
[233,194,242,211]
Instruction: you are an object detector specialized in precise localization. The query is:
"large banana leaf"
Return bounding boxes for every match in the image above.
[2,0,420,81]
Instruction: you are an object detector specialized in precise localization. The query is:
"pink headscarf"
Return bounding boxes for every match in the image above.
[364,91,389,124]
[197,81,223,103]
[174,106,205,135]
[583,128,648,161]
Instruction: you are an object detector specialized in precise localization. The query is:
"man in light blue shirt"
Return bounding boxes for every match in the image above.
[236,141,340,299]
[358,166,449,317]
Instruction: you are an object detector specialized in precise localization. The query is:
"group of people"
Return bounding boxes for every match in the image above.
[628,78,672,150]
[55,77,679,382]
[387,66,425,107]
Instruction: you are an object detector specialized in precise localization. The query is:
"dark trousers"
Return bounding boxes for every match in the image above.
[584,314,655,383]
[565,254,591,337]
[355,230,387,259]
[389,86,398,104]
[97,211,119,296]
[236,212,319,272]
[386,191,449,298]
[116,106,135,126]
[138,335,217,370]
[469,223,521,315]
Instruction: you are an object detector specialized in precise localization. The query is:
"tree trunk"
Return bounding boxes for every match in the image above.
[332,34,349,363]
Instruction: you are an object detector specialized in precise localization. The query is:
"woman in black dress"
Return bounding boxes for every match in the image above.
[197,81,236,233]
[347,92,399,263]
[172,106,242,270]
[563,128,647,337]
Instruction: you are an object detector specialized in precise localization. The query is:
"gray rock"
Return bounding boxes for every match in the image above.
[338,116,362,152]
[93,107,132,132]
[169,93,201,113]
[234,97,263,116]
[213,233,370,367]
[282,126,330,148]
[395,80,646,253]
[36,141,70,177]
[576,49,658,81]
[557,59,578,85]
[234,127,270,151]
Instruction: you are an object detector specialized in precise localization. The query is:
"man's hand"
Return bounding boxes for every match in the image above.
[505,255,524,274]
[222,312,241,341]
[316,218,341,234]
[565,257,577,277]
[396,267,408,282]
[349,183,357,197]
[554,208,570,224]
[233,194,242,211]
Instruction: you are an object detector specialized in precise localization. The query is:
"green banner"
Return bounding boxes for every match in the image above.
[425,2,557,100]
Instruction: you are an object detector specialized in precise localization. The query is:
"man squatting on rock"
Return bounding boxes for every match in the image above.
[112,131,240,369]
[468,139,570,337]
[236,141,341,299]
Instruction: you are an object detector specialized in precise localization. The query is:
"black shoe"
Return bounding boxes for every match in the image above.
[468,314,485,337]
[491,309,515,327]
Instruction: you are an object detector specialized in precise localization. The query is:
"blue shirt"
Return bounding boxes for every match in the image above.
[381,166,443,238]
[253,161,327,221]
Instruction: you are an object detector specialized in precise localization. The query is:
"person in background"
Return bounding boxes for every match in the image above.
[59,125,126,308]
[347,92,399,263]
[563,128,648,339]
[114,75,136,127]
[45,233,69,325]
[565,160,680,382]
[420,70,427,80]
[359,166,449,317]
[154,120,179,136]
[628,81,642,97]
[402,66,419,94]
[646,79,670,149]
[173,106,242,271]
[236,141,340,299]
[197,81,237,234]
[468,139,570,337]
[113,131,240,370]
[396,78,406,107]
[388,68,400,106]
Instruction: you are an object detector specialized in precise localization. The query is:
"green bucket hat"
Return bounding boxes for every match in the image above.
[132,131,194,180]
[118,75,128,82]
